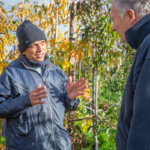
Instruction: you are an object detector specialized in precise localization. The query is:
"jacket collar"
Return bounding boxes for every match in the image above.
[19,54,55,70]
[125,13,150,49]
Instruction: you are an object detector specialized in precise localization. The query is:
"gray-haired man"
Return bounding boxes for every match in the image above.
[111,0,150,149]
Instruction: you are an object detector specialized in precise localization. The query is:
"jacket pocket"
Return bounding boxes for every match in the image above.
[6,122,36,150]
[14,82,30,92]
[13,82,30,96]
[9,81,30,99]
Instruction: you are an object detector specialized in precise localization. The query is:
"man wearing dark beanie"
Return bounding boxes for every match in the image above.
[0,20,87,150]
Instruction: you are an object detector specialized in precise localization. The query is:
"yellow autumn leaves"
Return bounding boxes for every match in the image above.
[82,119,93,133]
[0,0,92,101]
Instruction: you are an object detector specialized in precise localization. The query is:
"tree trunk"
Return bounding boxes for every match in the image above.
[78,61,81,79]
[92,50,98,150]
[95,69,98,125]
[53,1,59,65]
[67,1,77,145]
[69,0,77,82]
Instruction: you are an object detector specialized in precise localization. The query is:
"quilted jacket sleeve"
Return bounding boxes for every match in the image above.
[0,69,32,119]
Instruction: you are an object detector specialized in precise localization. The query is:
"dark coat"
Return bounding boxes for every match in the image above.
[116,14,150,150]
[0,55,79,150]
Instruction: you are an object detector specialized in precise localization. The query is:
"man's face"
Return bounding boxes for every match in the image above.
[111,1,132,43]
[23,40,46,62]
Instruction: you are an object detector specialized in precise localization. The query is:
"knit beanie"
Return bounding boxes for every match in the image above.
[17,20,47,53]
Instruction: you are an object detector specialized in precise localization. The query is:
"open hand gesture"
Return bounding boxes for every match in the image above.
[66,76,87,100]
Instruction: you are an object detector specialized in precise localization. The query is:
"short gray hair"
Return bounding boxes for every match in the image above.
[115,0,150,18]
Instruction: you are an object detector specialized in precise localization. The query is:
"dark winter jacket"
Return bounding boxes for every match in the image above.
[0,55,79,150]
[116,14,150,150]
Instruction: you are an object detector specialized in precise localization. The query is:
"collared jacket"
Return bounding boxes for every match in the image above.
[116,14,150,150]
[0,55,79,150]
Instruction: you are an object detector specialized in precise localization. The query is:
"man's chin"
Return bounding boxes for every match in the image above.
[35,58,45,62]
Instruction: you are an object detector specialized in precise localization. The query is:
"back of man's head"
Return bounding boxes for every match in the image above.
[17,20,47,53]
[115,0,150,18]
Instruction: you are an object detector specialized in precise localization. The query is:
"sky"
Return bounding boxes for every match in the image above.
[3,0,52,11]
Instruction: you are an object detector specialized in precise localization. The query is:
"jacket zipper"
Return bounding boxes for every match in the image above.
[42,78,56,149]
[18,63,56,149]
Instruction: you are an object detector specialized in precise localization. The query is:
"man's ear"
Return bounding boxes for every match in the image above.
[126,9,136,25]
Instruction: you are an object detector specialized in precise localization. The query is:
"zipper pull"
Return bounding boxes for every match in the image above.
[43,79,50,88]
